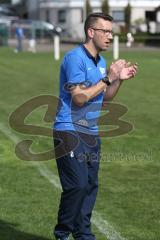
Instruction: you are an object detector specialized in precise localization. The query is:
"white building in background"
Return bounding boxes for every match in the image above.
[12,0,160,39]
[11,0,40,19]
[39,0,160,39]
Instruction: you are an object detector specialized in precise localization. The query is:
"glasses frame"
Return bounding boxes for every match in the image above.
[92,28,113,36]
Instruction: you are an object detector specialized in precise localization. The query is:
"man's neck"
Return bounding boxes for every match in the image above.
[83,42,99,58]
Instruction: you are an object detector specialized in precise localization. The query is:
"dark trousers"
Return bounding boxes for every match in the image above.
[53,131,101,240]
[17,38,23,52]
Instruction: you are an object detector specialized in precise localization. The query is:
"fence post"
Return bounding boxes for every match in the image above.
[113,35,119,60]
[54,34,60,60]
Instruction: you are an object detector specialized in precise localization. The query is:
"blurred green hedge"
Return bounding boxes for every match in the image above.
[118,33,160,46]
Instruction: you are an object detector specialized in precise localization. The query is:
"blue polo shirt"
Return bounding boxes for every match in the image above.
[53,45,107,135]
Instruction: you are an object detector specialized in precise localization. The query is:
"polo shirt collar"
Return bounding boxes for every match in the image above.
[81,44,100,65]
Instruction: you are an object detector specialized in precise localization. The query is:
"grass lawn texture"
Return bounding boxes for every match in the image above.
[0,47,159,240]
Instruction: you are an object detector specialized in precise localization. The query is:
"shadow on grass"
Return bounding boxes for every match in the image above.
[0,219,51,240]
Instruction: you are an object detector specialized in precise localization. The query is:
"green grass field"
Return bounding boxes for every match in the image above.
[0,47,160,240]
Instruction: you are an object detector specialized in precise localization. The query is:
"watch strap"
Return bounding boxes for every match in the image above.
[101,76,111,86]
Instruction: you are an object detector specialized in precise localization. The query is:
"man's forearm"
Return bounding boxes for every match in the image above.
[103,79,123,101]
[71,80,107,106]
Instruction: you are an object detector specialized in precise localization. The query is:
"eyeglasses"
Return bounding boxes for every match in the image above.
[92,28,113,36]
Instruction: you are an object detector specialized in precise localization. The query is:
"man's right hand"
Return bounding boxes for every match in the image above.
[108,59,127,82]
[108,59,138,82]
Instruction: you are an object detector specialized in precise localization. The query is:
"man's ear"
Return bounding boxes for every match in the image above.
[87,28,94,39]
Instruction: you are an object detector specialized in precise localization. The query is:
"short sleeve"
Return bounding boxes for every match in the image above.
[64,53,86,86]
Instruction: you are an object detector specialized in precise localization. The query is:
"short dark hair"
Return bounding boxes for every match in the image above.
[84,12,113,38]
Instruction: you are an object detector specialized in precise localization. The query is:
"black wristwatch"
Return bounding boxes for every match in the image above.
[101,76,111,86]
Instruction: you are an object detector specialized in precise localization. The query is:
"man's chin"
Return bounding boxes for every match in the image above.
[99,46,109,51]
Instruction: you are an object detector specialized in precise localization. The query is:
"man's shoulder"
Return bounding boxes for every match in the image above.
[64,45,84,59]
[62,45,85,67]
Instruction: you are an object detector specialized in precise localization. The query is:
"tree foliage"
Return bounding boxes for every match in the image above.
[0,0,11,3]
[101,0,109,15]
[125,3,131,32]
[86,0,92,17]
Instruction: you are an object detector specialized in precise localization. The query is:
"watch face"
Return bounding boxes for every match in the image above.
[102,76,110,85]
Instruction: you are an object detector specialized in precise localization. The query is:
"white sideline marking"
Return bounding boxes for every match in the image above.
[0,122,126,240]
[34,162,61,190]
[35,163,126,240]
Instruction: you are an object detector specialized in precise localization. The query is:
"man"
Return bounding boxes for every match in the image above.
[53,12,137,240]
[15,23,24,53]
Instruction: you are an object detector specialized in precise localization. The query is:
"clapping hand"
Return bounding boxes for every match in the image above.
[108,59,138,82]
[119,62,138,80]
